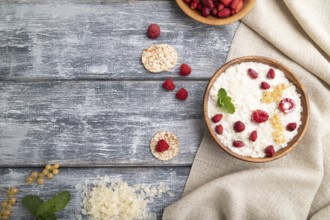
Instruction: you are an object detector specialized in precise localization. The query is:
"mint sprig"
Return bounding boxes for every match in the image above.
[22,191,71,220]
[217,88,235,114]
[22,195,43,217]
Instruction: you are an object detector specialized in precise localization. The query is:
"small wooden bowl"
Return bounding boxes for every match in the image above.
[176,0,256,26]
[203,56,310,162]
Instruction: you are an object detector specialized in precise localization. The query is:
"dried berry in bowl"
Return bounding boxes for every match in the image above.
[184,0,245,18]
[176,0,256,25]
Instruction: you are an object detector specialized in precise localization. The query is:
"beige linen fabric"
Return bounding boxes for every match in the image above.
[163,0,330,219]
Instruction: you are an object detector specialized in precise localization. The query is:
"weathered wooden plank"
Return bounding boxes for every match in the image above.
[0,167,190,219]
[0,1,238,80]
[0,80,206,166]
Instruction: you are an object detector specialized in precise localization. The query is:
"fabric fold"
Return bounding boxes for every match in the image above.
[163,0,330,219]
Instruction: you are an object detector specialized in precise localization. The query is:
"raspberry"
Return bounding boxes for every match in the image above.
[190,1,198,9]
[286,123,297,131]
[179,64,192,76]
[278,98,295,113]
[176,88,188,101]
[147,24,160,39]
[215,125,223,135]
[252,110,269,123]
[265,145,275,157]
[216,4,224,11]
[233,140,245,148]
[197,3,203,11]
[201,0,215,9]
[156,139,170,152]
[267,68,275,79]
[248,68,258,79]
[217,8,231,18]
[211,8,218,16]
[230,0,239,9]
[235,0,243,13]
[233,121,245,132]
[249,130,257,142]
[212,114,223,123]
[183,0,191,4]
[220,0,232,6]
[201,7,211,17]
[260,81,270,90]
[162,78,175,91]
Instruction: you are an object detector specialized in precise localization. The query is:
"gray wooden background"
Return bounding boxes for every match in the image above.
[0,0,239,219]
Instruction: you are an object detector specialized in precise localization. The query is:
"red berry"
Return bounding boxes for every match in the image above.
[260,81,270,90]
[252,110,269,123]
[235,0,243,13]
[197,3,203,11]
[249,130,257,142]
[215,125,223,135]
[265,145,275,157]
[286,123,297,131]
[230,0,239,9]
[233,140,245,148]
[201,7,211,17]
[162,78,175,91]
[216,4,225,11]
[220,0,232,6]
[156,139,170,152]
[248,68,258,79]
[267,68,275,79]
[218,8,231,18]
[278,98,295,113]
[211,8,218,16]
[190,1,198,9]
[201,0,215,9]
[233,121,245,132]
[212,114,223,123]
[179,64,192,76]
[176,88,188,100]
[147,24,160,39]
[183,0,191,4]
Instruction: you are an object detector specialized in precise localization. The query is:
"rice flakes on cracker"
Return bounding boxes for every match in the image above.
[142,44,178,73]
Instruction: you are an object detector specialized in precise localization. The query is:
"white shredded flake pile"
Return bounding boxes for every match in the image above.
[79,176,170,220]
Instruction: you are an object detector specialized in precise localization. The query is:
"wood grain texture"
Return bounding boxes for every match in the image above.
[0,80,207,166]
[0,167,190,219]
[0,0,239,80]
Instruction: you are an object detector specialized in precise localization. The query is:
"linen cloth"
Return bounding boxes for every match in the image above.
[163,0,330,219]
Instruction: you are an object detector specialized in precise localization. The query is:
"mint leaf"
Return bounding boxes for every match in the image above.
[38,213,57,220]
[222,98,235,114]
[217,88,235,114]
[37,191,71,217]
[37,201,56,217]
[51,191,71,212]
[22,195,44,217]
[217,88,227,107]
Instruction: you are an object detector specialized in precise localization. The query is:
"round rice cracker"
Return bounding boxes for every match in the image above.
[150,131,180,161]
[142,44,178,73]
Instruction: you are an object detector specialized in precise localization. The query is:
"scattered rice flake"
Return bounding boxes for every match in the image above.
[80,176,170,220]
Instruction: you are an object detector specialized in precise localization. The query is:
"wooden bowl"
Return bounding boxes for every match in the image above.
[203,56,310,162]
[176,0,256,26]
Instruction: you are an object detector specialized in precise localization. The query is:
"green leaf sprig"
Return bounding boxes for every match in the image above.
[217,88,235,114]
[22,191,71,220]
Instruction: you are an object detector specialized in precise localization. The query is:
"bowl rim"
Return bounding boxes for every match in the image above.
[203,56,310,162]
[176,0,256,26]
